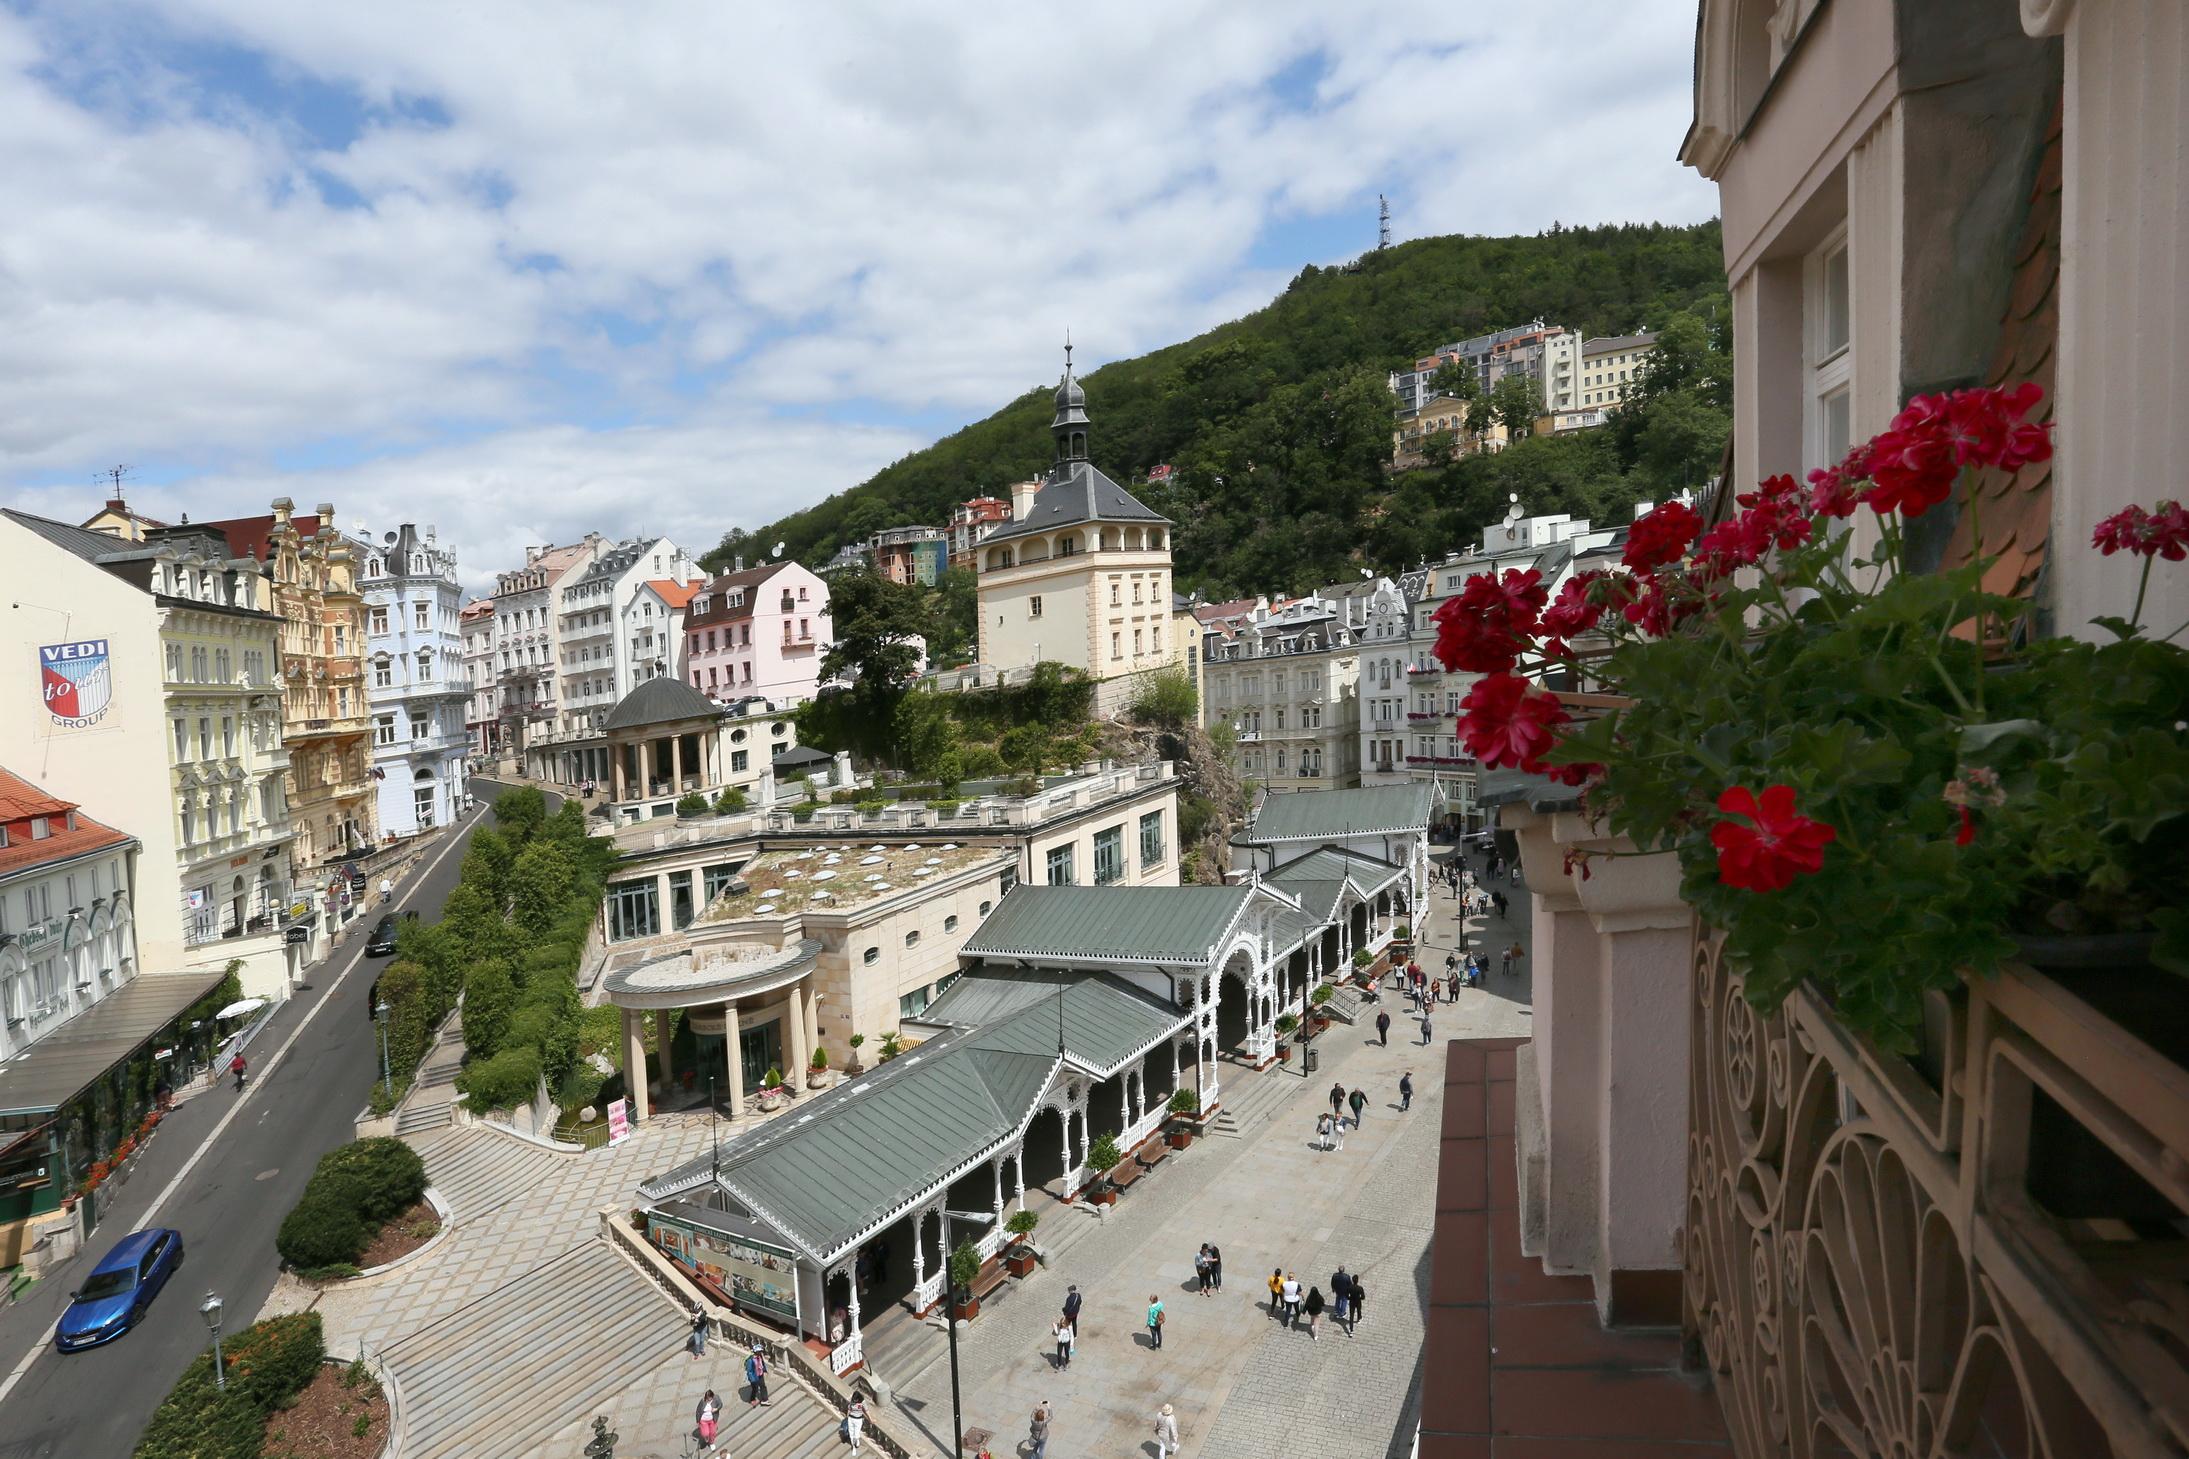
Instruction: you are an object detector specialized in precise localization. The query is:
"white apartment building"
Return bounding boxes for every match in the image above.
[1358,567,1433,786]
[0,771,141,1064]
[1389,319,1583,414]
[1579,332,1660,409]
[491,536,601,759]
[1200,587,1379,791]
[556,537,700,738]
[461,599,496,754]
[358,524,470,837]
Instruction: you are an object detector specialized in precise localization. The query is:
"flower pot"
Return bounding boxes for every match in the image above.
[1276,1045,1292,1062]
[1168,1128,1192,1150]
[1089,1187,1117,1207]
[756,1088,786,1112]
[951,1296,981,1321]
[806,1068,831,1089]
[1005,1248,1038,1278]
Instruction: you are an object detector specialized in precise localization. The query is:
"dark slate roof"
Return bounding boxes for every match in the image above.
[771,745,831,769]
[602,676,725,731]
[960,884,1252,965]
[983,460,1167,544]
[1241,785,1437,843]
[5,508,141,566]
[573,537,658,587]
[638,973,1182,1259]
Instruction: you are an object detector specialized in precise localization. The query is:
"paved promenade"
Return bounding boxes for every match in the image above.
[884,849,1532,1459]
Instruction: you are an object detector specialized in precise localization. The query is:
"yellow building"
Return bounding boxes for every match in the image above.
[975,351,1176,716]
[1578,332,1658,409]
[203,500,376,870]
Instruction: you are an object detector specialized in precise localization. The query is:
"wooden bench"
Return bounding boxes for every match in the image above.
[968,1258,1009,1304]
[1134,1137,1169,1169]
[1107,1160,1146,1193]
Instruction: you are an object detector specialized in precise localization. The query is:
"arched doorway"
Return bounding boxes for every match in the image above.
[1216,962,1252,1058]
[1023,1106,1068,1193]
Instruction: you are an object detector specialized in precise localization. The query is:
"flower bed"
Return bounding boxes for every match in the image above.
[259,1360,390,1459]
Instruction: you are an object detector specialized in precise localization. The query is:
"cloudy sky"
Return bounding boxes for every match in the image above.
[0,1,1716,592]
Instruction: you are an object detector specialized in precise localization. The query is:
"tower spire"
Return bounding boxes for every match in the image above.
[1051,338,1090,468]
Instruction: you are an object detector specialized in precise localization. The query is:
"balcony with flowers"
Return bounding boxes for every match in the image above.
[1439,385,2189,1454]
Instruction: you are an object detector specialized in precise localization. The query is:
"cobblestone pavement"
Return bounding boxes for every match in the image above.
[888,850,1534,1459]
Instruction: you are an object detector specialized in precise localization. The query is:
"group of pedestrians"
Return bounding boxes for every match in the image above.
[1193,1242,1225,1294]
[683,1319,773,1454]
[1314,1081,1369,1150]
[1266,1263,1370,1340]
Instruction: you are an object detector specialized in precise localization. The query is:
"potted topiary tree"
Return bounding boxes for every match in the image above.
[1003,1210,1041,1277]
[1166,1089,1199,1149]
[756,1066,788,1112]
[806,1045,831,1089]
[1273,1013,1299,1061]
[1308,985,1334,1033]
[947,1239,984,1321]
[675,791,711,820]
[1086,1134,1124,1204]
[878,1033,903,1063]
[844,1033,866,1074]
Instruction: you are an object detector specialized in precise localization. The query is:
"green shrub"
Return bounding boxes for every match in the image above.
[1005,1209,1039,1239]
[808,1045,828,1071]
[1352,948,1372,968]
[947,1239,981,1293]
[830,788,859,805]
[134,1314,325,1458]
[1130,669,1198,729]
[459,1045,543,1114]
[1310,985,1333,1007]
[557,1060,608,1117]
[929,798,961,816]
[1167,1089,1199,1117]
[1274,1013,1299,1038]
[462,959,517,1060]
[675,791,711,817]
[275,1196,366,1272]
[713,787,747,814]
[958,745,1006,780]
[854,798,887,816]
[314,1137,427,1224]
[998,723,1050,772]
[1088,1133,1123,1172]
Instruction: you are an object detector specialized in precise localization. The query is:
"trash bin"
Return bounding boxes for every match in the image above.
[1303,1045,1319,1073]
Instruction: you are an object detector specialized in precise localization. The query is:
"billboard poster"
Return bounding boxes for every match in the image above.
[39,639,114,730]
[647,1213,798,1325]
[607,1098,631,1145]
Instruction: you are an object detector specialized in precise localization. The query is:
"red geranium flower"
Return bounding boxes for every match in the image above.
[1954,805,1976,847]
[2093,500,2189,560]
[1456,672,1568,771]
[1709,784,1837,893]
[1431,568,1548,673]
[1623,501,1702,572]
[1539,571,1609,639]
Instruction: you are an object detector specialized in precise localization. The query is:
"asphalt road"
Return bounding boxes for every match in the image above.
[0,781,551,1459]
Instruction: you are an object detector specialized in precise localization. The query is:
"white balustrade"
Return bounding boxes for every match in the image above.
[828,1332,864,1375]
[913,1272,945,1311]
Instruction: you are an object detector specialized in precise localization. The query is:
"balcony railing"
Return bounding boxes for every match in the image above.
[1685,933,2188,1457]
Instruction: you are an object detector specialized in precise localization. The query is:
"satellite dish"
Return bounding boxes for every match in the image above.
[771,541,786,558]
[383,530,397,545]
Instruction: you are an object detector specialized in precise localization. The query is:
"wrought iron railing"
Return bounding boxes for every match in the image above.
[1684,933,2188,1457]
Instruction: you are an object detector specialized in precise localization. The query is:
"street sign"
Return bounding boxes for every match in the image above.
[607,1098,631,1145]
[285,925,310,945]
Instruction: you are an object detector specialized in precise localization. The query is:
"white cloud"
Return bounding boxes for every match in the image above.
[0,1,1716,578]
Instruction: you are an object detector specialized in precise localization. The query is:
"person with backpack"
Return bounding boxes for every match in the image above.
[743,1343,770,1407]
[1146,1293,1166,1349]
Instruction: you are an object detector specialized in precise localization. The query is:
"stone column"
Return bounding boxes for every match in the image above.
[612,746,627,802]
[622,1007,651,1122]
[785,985,809,1080]
[911,1211,927,1298]
[671,732,685,790]
[723,1000,745,1118]
[1014,1143,1027,1214]
[1058,1106,1073,1188]
[990,1157,1004,1233]
[846,1265,861,1340]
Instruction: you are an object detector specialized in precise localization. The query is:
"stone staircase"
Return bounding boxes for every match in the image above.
[1209,1064,1302,1140]
[394,1101,452,1137]
[379,1243,683,1459]
[1321,981,1366,1025]
[857,1303,947,1389]
[407,1123,573,1222]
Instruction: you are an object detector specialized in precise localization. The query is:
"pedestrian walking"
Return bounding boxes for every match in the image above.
[846,1397,867,1454]
[1348,1087,1368,1128]
[1314,1111,1332,1151]
[1328,1082,1345,1120]
[1063,1283,1082,1335]
[1195,1244,1212,1294]
[1501,945,1515,978]
[1421,1011,1435,1045]
[1053,1315,1075,1369]
[1209,1244,1224,1292]
[1330,1265,1352,1309]
[379,876,393,904]
[1147,1294,1166,1349]
[1400,1072,1414,1111]
[1351,1276,1367,1327]
[1330,1113,1347,1152]
[1303,1284,1325,1340]
[1334,1283,1352,1334]
[688,1309,709,1359]
[1267,1268,1285,1321]
[697,1390,721,1452]
[1282,1272,1303,1326]
[1376,1009,1391,1046]
[1509,940,1526,975]
[1030,1402,1053,1459]
[1154,1404,1181,1459]
[1493,889,1508,919]
[744,1343,771,1407]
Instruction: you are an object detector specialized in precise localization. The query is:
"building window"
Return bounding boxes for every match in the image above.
[1045,845,1074,886]
[375,715,396,747]
[702,863,737,903]
[1110,581,1121,606]
[904,930,921,948]
[899,986,931,1020]
[944,914,959,932]
[669,870,695,931]
[1029,596,1043,619]
[415,601,431,631]
[863,947,880,965]
[1806,226,1854,474]
[1110,632,1121,660]
[1139,810,1164,868]
[607,880,660,941]
[979,900,993,916]
[731,749,749,773]
[1094,827,1124,884]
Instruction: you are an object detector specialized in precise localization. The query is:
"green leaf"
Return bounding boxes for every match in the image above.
[1958,719,2045,755]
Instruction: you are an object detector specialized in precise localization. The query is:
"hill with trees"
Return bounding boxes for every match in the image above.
[708,220,1731,601]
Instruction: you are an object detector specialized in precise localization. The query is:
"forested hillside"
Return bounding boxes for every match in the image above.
[709,221,1731,597]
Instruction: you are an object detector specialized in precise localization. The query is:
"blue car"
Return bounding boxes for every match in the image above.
[56,1227,184,1351]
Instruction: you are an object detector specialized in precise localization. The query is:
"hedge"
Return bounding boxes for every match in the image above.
[133,1312,325,1459]
[275,1138,426,1271]
[458,1044,542,1115]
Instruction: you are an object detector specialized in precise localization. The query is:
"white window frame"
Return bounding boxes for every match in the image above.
[1804,223,1854,477]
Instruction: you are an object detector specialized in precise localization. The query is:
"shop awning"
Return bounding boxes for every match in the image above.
[0,970,233,1118]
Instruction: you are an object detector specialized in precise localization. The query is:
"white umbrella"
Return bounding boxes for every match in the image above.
[214,998,266,1020]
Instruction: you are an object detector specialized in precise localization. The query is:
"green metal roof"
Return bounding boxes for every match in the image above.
[1266,845,1406,894]
[959,884,1253,965]
[1241,785,1437,843]
[638,973,1183,1260]
[1270,878,1346,924]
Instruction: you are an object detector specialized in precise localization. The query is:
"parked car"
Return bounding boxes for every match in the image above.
[364,910,415,956]
[56,1228,184,1351]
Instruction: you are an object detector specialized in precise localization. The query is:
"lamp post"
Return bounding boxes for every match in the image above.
[937,1209,993,1459]
[707,1070,719,1182]
[200,1290,225,1390]
[375,999,392,1099]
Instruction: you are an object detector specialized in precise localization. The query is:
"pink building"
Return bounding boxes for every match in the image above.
[948,495,1012,568]
[683,560,830,706]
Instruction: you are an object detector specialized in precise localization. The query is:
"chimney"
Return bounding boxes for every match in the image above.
[525,545,544,567]
[734,555,744,573]
[315,501,335,524]
[272,496,294,526]
[1010,476,1038,522]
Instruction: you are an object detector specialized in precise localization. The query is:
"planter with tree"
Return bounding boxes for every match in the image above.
[806,1045,831,1090]
[844,1033,866,1074]
[1087,1134,1124,1204]
[1273,1013,1299,1061]
[1351,948,1374,982]
[1307,984,1335,1034]
[1003,1210,1041,1277]
[947,1239,984,1321]
[755,1066,788,1112]
[1166,1089,1200,1149]
[674,791,712,820]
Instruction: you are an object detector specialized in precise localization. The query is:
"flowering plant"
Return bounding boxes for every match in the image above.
[1434,383,2189,1047]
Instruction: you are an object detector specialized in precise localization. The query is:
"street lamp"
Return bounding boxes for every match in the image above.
[375,1000,392,1099]
[936,1209,993,1459]
[200,1290,225,1390]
